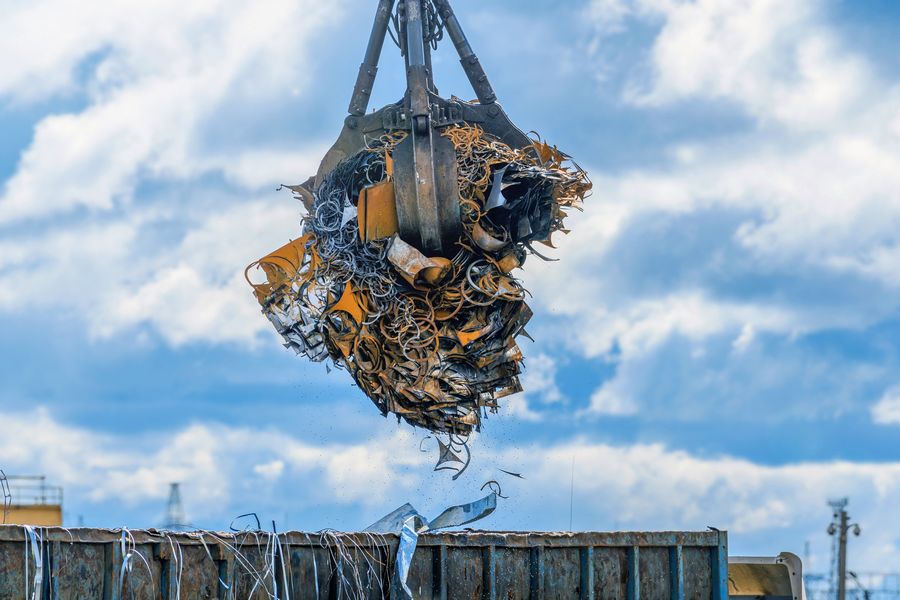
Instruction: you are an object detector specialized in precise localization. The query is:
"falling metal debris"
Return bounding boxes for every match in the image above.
[480,480,509,499]
[435,438,464,468]
[229,513,262,532]
[499,468,525,479]
[432,434,471,480]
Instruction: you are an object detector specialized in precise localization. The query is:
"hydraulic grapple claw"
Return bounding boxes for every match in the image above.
[310,0,531,257]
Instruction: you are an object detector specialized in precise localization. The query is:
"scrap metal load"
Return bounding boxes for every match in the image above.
[247,0,590,435]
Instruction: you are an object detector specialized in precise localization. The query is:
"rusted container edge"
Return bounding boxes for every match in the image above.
[0,526,721,548]
[418,530,721,548]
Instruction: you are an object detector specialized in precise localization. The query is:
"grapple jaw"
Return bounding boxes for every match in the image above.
[305,0,531,258]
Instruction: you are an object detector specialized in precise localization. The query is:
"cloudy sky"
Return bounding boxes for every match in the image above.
[2,0,900,576]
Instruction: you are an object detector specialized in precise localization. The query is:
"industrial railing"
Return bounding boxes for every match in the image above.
[806,572,900,599]
[5,475,63,506]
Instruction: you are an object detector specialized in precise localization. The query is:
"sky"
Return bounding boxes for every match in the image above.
[1,0,900,577]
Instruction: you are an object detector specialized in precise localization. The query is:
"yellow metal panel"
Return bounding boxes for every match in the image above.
[358,181,399,242]
[325,282,366,326]
[5,504,62,526]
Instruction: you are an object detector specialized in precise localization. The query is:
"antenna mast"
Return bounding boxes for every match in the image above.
[163,482,188,531]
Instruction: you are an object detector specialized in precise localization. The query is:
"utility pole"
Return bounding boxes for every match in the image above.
[836,505,848,600]
[827,498,861,600]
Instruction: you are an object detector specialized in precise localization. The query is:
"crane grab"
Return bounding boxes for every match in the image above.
[247,0,591,435]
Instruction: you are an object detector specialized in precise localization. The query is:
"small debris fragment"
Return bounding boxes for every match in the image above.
[499,469,525,479]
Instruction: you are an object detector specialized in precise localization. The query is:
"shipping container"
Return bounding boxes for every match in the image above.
[0,526,737,599]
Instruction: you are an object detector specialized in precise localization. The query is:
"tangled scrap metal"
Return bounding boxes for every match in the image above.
[248,126,590,435]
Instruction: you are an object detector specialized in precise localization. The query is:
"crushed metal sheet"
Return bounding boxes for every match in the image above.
[248,126,591,434]
[386,234,450,287]
[365,492,498,600]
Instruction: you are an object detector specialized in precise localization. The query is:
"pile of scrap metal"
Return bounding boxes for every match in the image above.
[246,0,591,435]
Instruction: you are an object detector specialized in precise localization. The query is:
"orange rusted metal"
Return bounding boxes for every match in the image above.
[245,233,314,304]
[326,282,366,326]
[358,180,400,242]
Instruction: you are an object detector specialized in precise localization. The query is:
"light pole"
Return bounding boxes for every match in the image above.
[827,498,861,600]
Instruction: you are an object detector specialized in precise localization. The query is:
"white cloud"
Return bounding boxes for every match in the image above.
[0,0,342,224]
[515,0,900,416]
[0,196,300,346]
[522,282,800,361]
[0,407,428,516]
[3,407,900,566]
[732,323,756,352]
[95,198,299,346]
[872,386,900,425]
[217,147,329,191]
[621,0,872,129]
[502,395,543,422]
[0,0,344,346]
[577,0,900,274]
[522,353,564,404]
[587,386,639,416]
[584,0,635,36]
[0,0,896,415]
[595,128,900,274]
[253,460,286,481]
[501,353,566,422]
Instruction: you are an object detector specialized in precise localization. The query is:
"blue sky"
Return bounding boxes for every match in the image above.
[2,0,900,575]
